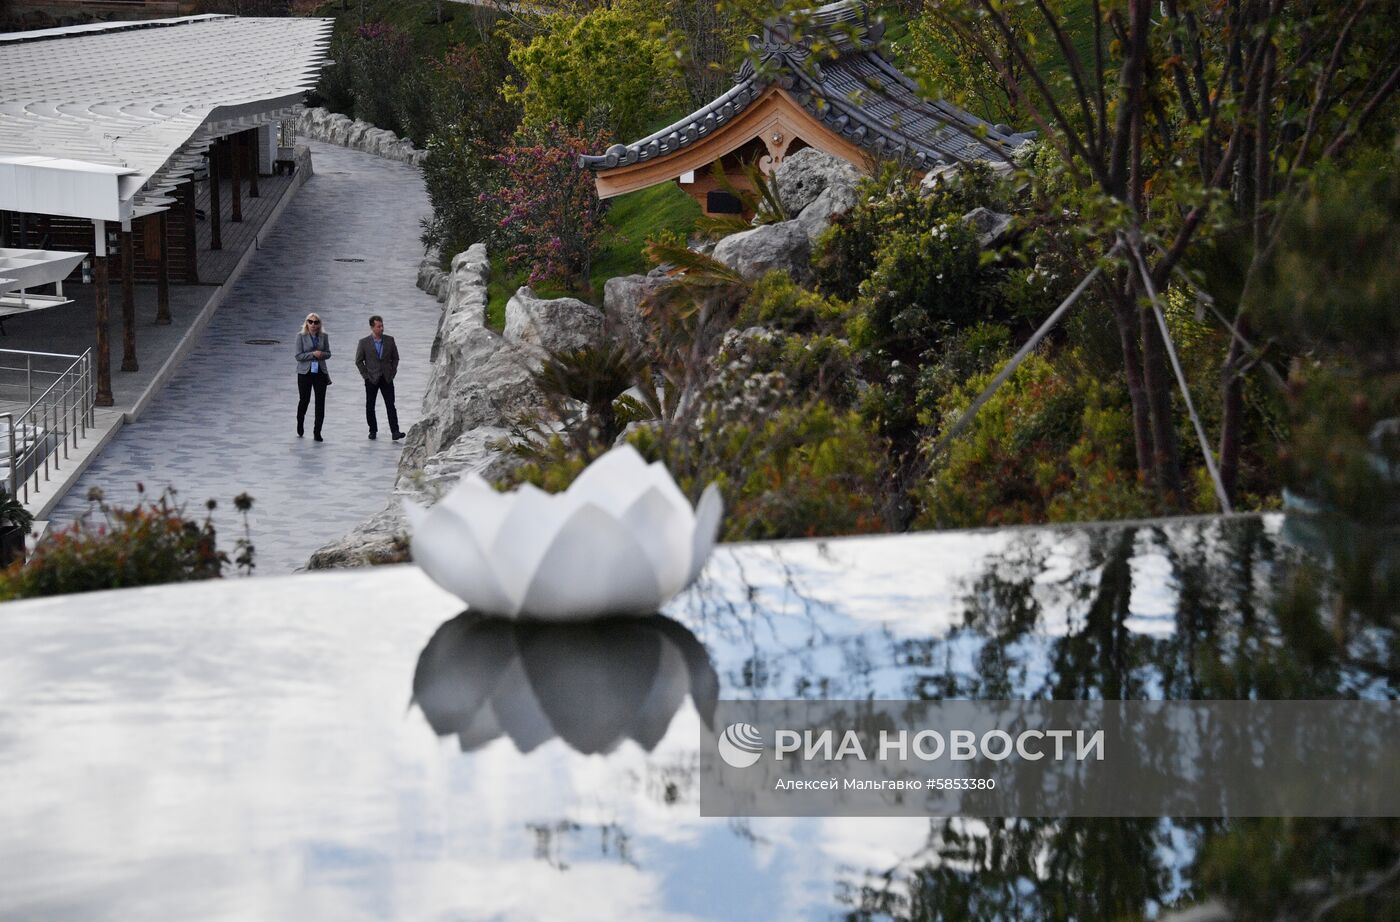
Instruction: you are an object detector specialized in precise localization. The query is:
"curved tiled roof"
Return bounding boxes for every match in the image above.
[580,0,1028,174]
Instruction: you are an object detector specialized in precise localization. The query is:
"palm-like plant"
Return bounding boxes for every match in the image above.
[695,157,790,240]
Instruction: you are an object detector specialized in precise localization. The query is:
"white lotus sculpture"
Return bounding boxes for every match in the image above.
[404,445,723,620]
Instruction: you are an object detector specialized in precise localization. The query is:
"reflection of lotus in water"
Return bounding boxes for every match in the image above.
[412,612,719,754]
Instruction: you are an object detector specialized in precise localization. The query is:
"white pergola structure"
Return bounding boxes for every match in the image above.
[0,15,331,405]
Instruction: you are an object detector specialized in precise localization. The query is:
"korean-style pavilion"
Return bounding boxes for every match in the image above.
[580,0,1031,216]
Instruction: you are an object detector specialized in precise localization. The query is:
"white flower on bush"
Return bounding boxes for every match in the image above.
[405,445,723,620]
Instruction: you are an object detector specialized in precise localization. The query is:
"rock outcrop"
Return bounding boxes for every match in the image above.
[296,107,429,167]
[503,287,607,353]
[776,148,861,214]
[713,219,813,282]
[416,247,448,303]
[775,149,862,243]
[603,271,672,348]
[961,206,1014,247]
[308,244,542,569]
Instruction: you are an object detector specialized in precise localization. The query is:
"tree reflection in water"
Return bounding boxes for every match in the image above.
[827,516,1400,920]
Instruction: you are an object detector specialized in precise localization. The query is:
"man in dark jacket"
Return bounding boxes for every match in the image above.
[354,314,404,440]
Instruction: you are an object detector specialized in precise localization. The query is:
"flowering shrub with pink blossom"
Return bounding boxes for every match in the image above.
[487,122,611,290]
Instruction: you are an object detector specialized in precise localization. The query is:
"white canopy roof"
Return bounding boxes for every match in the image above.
[0,15,332,224]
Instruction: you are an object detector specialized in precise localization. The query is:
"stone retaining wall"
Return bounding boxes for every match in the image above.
[295,107,428,167]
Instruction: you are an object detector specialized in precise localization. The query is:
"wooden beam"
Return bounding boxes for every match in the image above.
[247,131,260,198]
[230,135,243,223]
[183,182,199,283]
[209,145,222,251]
[120,228,138,373]
[156,211,171,325]
[93,251,113,407]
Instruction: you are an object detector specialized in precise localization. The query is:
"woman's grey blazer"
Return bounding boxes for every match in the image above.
[294,332,332,375]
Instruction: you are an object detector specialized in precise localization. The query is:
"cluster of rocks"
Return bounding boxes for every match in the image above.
[308,148,1011,567]
[706,148,863,285]
[296,107,428,167]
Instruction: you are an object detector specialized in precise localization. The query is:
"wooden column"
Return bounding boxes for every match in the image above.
[230,135,243,223]
[93,224,113,407]
[155,211,171,325]
[120,228,138,372]
[209,145,223,251]
[247,131,260,198]
[183,182,199,283]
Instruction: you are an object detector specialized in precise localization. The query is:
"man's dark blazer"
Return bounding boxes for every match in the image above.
[354,334,400,383]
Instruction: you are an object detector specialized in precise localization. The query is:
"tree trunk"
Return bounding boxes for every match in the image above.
[1218,317,1247,503]
[1139,299,1186,507]
[1112,285,1154,478]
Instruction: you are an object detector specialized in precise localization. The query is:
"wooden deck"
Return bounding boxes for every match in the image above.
[192,167,299,285]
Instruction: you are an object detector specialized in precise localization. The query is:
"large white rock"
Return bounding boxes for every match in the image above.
[602,272,672,348]
[961,206,1014,247]
[775,148,862,215]
[795,179,862,244]
[712,220,813,282]
[503,286,607,353]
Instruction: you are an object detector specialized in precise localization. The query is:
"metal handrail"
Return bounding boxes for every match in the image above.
[0,348,95,506]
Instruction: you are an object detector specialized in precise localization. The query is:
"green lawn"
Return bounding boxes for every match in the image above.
[485,181,699,328]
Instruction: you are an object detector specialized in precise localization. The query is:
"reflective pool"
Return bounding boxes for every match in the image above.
[0,514,1395,919]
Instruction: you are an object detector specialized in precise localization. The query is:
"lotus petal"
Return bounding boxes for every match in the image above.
[653,614,720,731]
[439,473,514,548]
[629,635,690,751]
[563,444,655,516]
[411,615,516,739]
[413,612,718,757]
[517,502,664,619]
[518,619,661,754]
[405,499,515,616]
[622,486,693,599]
[688,483,724,584]
[488,483,575,613]
[487,655,557,753]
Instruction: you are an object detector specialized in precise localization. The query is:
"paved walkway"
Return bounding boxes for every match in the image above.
[49,142,439,575]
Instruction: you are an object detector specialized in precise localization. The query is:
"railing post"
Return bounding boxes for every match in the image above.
[26,354,32,407]
[1,414,14,504]
[43,401,50,483]
[62,372,70,460]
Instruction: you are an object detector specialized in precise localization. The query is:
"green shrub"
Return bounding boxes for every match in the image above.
[813,161,1002,302]
[1251,157,1400,525]
[504,8,687,141]
[628,401,891,540]
[917,355,1151,527]
[0,488,245,600]
[736,271,850,332]
[850,220,988,363]
[344,23,416,137]
[421,125,502,259]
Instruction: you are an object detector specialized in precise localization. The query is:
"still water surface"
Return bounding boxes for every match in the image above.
[0,514,1394,919]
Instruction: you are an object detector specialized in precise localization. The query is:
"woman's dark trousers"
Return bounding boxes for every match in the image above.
[297,371,329,437]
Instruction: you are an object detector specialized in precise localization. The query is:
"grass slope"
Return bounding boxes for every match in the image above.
[485,181,699,328]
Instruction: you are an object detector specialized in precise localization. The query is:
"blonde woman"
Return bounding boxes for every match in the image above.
[294,313,332,441]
